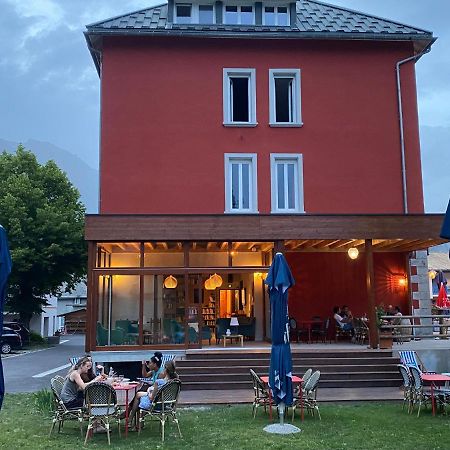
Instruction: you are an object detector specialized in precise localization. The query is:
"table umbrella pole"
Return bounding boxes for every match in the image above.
[279,402,285,426]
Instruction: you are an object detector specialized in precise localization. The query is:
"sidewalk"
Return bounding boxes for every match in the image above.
[179,387,403,406]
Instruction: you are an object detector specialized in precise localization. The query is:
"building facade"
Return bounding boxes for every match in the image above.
[84,0,445,352]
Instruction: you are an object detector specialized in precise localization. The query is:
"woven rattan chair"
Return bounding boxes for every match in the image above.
[397,364,413,412]
[84,382,121,445]
[409,366,432,417]
[250,369,273,418]
[138,379,182,442]
[49,376,85,437]
[292,370,321,422]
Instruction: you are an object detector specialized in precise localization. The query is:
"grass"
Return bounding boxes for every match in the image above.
[0,395,450,449]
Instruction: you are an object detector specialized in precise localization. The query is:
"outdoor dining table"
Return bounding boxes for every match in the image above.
[113,382,139,437]
[421,373,450,416]
[261,375,303,421]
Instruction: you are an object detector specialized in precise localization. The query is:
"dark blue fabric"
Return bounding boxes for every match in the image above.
[436,270,448,294]
[265,253,295,406]
[440,199,450,239]
[0,225,12,410]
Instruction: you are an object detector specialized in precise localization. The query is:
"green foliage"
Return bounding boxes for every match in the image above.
[29,331,46,344]
[0,146,86,325]
[33,389,54,413]
[1,395,450,449]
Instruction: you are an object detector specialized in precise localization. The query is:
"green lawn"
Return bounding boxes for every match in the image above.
[1,394,449,449]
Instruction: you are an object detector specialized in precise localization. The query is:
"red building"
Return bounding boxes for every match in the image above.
[84,0,445,352]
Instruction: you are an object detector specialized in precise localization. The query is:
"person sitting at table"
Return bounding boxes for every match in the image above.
[80,355,104,382]
[333,306,355,336]
[393,305,412,340]
[128,360,179,429]
[341,305,353,321]
[141,351,164,384]
[60,356,105,409]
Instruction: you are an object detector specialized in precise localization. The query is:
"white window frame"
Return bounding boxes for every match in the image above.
[174,3,216,24]
[270,154,304,213]
[223,4,255,25]
[262,5,290,26]
[269,69,302,127]
[224,153,258,214]
[223,68,257,127]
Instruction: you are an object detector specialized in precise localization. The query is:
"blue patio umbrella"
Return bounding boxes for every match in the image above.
[265,252,295,422]
[0,225,12,410]
[441,199,450,240]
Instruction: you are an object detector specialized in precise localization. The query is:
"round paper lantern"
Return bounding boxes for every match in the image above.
[164,275,177,289]
[429,270,437,280]
[205,277,215,290]
[347,247,359,260]
[211,273,223,288]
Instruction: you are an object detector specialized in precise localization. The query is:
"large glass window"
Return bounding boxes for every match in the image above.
[96,243,140,268]
[224,154,258,213]
[199,4,214,23]
[144,242,184,267]
[270,154,304,213]
[223,68,256,126]
[189,242,229,267]
[97,275,140,346]
[269,69,302,126]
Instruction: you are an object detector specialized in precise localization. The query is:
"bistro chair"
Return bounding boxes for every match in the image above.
[84,382,121,445]
[397,364,413,412]
[138,379,182,442]
[249,369,273,418]
[399,350,432,374]
[49,376,85,438]
[289,317,307,343]
[312,318,330,343]
[409,366,432,417]
[292,370,321,422]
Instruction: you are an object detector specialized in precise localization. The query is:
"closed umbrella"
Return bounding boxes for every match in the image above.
[264,252,299,434]
[436,283,449,309]
[0,225,12,410]
[440,199,450,239]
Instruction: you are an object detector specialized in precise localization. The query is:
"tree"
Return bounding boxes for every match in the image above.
[0,146,86,327]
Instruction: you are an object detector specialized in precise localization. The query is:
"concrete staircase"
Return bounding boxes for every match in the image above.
[176,349,402,390]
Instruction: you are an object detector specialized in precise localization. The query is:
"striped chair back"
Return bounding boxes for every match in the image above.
[399,351,420,371]
[69,356,80,367]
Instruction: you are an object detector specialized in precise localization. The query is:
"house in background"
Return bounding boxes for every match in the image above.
[428,253,450,298]
[83,0,446,353]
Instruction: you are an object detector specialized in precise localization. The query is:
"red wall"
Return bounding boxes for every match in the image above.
[99,36,424,214]
[285,251,409,322]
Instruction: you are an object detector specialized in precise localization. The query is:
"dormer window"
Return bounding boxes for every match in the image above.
[199,5,214,23]
[224,5,255,25]
[174,3,215,24]
[176,4,192,23]
[263,6,289,26]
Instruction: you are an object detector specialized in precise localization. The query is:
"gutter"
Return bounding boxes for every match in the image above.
[395,45,432,214]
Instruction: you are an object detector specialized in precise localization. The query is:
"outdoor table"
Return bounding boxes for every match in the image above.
[299,321,320,344]
[113,382,139,437]
[261,375,303,421]
[421,373,450,416]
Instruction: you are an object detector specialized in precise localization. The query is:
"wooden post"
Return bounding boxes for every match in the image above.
[365,239,378,348]
[86,241,96,352]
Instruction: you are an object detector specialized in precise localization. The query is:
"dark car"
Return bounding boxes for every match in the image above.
[4,322,30,345]
[1,327,22,354]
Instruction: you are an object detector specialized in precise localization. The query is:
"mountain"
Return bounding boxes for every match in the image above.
[0,138,98,213]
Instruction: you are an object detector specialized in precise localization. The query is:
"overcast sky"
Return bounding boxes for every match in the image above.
[0,0,449,212]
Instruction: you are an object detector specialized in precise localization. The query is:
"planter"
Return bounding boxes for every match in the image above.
[379,332,393,349]
[46,336,60,345]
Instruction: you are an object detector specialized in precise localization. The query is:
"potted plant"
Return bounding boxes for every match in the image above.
[376,305,393,349]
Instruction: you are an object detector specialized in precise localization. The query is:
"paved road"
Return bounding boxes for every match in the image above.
[2,334,85,393]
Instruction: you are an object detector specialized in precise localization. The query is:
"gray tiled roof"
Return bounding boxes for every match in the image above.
[86,0,432,37]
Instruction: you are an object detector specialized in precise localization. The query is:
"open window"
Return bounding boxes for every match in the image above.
[269,69,302,126]
[223,68,257,126]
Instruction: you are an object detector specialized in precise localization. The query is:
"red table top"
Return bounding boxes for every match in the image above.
[261,375,302,383]
[422,374,450,382]
[112,383,140,391]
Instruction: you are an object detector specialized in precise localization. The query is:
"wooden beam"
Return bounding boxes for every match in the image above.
[329,239,355,249]
[289,240,309,250]
[365,239,378,349]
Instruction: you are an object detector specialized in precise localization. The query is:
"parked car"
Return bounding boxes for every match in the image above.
[1,327,22,354]
[4,321,30,345]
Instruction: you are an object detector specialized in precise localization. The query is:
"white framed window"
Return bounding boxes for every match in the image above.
[174,3,215,24]
[224,5,255,25]
[270,154,304,213]
[269,69,302,126]
[263,5,290,26]
[224,154,258,213]
[223,68,257,126]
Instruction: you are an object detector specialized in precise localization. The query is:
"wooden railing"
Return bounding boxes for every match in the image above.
[379,314,450,339]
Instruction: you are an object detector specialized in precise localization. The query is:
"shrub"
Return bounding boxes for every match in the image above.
[29,331,46,344]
